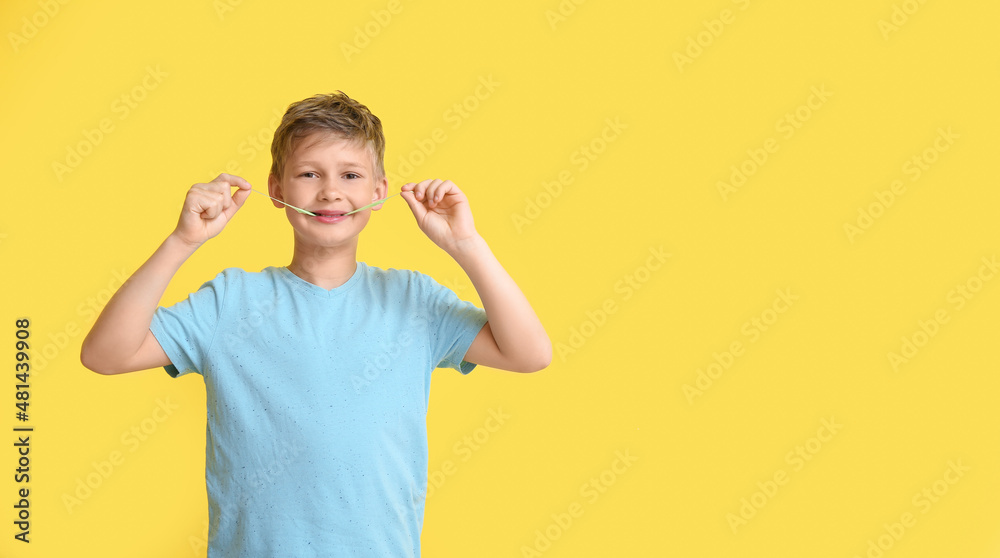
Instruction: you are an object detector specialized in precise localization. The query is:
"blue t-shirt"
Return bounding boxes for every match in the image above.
[149,263,488,557]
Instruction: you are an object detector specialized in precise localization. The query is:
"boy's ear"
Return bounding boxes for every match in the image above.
[267,174,285,208]
[371,175,389,210]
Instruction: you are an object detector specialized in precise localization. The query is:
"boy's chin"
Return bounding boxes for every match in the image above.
[292,228,363,253]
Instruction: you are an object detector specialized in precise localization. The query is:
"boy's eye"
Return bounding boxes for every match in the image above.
[344,173,361,179]
[300,172,318,178]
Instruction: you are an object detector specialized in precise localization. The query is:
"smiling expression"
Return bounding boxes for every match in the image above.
[267,131,388,248]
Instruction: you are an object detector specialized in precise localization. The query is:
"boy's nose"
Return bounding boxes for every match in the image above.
[317,180,345,200]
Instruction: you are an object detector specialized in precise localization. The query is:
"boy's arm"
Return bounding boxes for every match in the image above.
[401,179,551,373]
[80,174,252,375]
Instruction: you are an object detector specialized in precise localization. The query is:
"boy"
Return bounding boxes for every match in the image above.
[80,92,551,557]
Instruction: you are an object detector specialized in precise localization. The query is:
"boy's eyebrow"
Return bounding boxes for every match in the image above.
[293,160,368,170]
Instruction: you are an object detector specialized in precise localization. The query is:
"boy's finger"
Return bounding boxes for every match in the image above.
[213,173,252,190]
[231,185,252,209]
[196,195,222,220]
[188,187,218,210]
[400,190,428,221]
[196,189,231,220]
[431,180,454,203]
[422,180,437,203]
[211,191,228,217]
[414,178,435,201]
[412,182,425,200]
[429,180,451,206]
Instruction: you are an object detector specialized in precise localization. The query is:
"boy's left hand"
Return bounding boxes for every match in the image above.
[401,179,480,255]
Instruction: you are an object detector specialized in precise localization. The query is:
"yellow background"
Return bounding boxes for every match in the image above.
[2,0,999,556]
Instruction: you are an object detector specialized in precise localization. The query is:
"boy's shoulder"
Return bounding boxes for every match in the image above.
[196,266,275,285]
[364,263,423,281]
[363,263,452,291]
[188,267,283,297]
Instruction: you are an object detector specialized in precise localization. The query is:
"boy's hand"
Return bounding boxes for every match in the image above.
[172,173,252,248]
[401,179,480,256]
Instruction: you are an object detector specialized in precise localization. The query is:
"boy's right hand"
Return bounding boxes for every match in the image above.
[171,173,252,247]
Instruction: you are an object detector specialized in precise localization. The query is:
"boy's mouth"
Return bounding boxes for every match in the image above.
[312,210,349,223]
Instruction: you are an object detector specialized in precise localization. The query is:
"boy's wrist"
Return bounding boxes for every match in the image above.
[164,230,204,257]
[448,234,490,266]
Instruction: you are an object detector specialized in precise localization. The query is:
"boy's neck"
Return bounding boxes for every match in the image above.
[287,241,360,290]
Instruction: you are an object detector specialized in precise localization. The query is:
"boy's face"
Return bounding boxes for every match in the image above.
[267,131,387,250]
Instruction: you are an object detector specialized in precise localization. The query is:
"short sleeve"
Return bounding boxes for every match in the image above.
[419,275,488,374]
[149,272,228,378]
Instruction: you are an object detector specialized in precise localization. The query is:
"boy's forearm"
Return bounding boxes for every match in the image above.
[450,235,551,370]
[81,234,198,371]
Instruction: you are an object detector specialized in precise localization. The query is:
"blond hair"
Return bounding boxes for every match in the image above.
[269,91,385,180]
